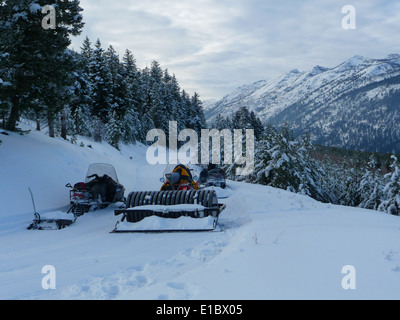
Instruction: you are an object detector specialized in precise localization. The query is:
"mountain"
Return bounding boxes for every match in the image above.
[206,54,400,154]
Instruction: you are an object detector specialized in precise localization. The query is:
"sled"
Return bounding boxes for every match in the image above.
[28,163,125,230]
[112,190,226,233]
[112,164,226,233]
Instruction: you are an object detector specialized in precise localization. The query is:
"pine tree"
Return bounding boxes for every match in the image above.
[148,60,167,131]
[69,36,93,136]
[117,49,143,143]
[104,45,123,113]
[0,0,84,132]
[168,74,184,130]
[379,156,400,215]
[105,111,123,150]
[358,156,383,210]
[138,67,155,142]
[339,165,362,207]
[89,39,111,128]
[188,92,206,134]
[265,124,302,192]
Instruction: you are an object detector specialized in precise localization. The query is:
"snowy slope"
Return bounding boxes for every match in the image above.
[1,123,400,300]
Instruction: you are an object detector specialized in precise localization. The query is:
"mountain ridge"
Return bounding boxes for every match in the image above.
[205,54,400,153]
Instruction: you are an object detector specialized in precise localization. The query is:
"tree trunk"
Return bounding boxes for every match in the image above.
[6,95,19,131]
[48,112,55,138]
[36,112,41,131]
[60,109,67,140]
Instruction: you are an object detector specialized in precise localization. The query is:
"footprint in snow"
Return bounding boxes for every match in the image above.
[127,275,148,288]
[167,282,185,290]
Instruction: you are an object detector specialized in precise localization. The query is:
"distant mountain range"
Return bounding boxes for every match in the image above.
[205,54,400,154]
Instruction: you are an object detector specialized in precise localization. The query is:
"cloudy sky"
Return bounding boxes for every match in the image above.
[70,0,400,100]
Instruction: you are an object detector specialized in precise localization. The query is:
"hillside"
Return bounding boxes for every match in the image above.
[1,123,400,300]
[206,54,400,154]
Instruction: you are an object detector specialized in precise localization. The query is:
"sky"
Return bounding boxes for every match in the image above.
[70,0,400,101]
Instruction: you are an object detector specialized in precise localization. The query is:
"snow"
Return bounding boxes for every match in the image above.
[29,3,42,14]
[115,216,216,232]
[126,204,207,213]
[37,211,75,221]
[1,122,400,300]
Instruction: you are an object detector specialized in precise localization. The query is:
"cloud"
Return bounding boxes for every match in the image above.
[70,0,400,100]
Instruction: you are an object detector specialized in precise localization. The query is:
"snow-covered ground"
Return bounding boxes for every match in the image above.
[1,124,400,300]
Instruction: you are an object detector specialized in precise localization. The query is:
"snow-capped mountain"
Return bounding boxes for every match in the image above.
[206,54,400,154]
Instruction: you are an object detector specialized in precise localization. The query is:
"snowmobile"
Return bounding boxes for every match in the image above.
[112,164,226,233]
[160,163,199,191]
[28,163,125,230]
[199,165,227,189]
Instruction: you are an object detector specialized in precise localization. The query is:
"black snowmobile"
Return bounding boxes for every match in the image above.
[28,163,125,230]
[199,165,227,189]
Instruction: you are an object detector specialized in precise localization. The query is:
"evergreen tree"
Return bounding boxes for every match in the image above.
[0,0,84,132]
[69,36,93,137]
[148,60,167,131]
[89,39,111,128]
[104,45,123,114]
[187,92,206,134]
[379,156,400,216]
[120,49,141,143]
[358,156,383,210]
[138,66,155,141]
[168,74,184,130]
[339,165,362,207]
[105,110,123,150]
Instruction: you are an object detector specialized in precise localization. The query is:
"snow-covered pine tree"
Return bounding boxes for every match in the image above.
[250,131,273,185]
[0,2,39,131]
[91,116,104,143]
[164,73,183,130]
[104,45,123,116]
[255,122,304,193]
[339,164,362,207]
[105,110,123,150]
[379,156,400,216]
[180,89,191,129]
[296,133,331,202]
[89,39,111,132]
[137,66,155,142]
[120,50,141,142]
[358,155,384,210]
[249,111,264,140]
[249,122,329,201]
[68,37,93,137]
[188,92,206,134]
[0,0,84,133]
[148,61,167,132]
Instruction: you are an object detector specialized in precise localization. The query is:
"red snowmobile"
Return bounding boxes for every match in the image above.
[28,163,125,230]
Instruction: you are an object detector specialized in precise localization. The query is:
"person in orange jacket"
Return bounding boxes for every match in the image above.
[161,164,198,191]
